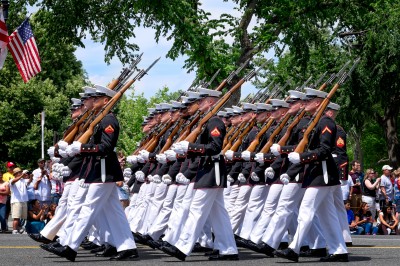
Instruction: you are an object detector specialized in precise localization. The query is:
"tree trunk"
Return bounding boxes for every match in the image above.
[381,107,400,169]
[349,128,363,169]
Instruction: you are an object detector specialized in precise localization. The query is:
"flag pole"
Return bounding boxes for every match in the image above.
[41,111,45,158]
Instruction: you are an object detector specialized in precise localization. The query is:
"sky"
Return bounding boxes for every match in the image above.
[72,0,263,99]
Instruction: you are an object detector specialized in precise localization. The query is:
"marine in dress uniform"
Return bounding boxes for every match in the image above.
[276,88,348,263]
[161,88,239,261]
[50,85,138,262]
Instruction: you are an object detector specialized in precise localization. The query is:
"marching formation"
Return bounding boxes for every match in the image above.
[28,57,359,263]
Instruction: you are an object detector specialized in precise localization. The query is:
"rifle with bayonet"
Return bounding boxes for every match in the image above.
[77,57,160,144]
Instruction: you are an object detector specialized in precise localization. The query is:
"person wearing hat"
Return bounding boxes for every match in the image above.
[2,161,16,230]
[161,88,239,261]
[276,89,348,262]
[32,158,51,207]
[10,168,29,234]
[48,84,138,261]
[380,165,394,209]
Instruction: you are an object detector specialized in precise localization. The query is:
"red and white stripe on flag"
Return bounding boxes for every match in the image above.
[7,18,41,82]
[0,7,8,69]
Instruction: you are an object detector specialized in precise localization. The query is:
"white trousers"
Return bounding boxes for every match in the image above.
[65,183,136,252]
[240,184,269,239]
[175,188,238,256]
[250,183,283,244]
[41,181,72,240]
[148,184,178,240]
[225,184,240,215]
[130,182,156,232]
[138,182,168,235]
[289,186,348,255]
[163,183,194,245]
[230,185,253,232]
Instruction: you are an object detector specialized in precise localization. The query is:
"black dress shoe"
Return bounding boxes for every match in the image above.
[51,245,77,262]
[257,243,275,257]
[275,248,299,262]
[345,242,353,247]
[300,248,327,257]
[278,242,289,250]
[109,249,139,261]
[320,253,349,262]
[91,244,106,253]
[161,245,186,261]
[40,242,61,252]
[96,244,117,257]
[235,238,249,248]
[208,253,239,261]
[132,232,147,245]
[245,240,262,252]
[28,233,52,244]
[204,249,219,256]
[81,242,100,250]
[192,243,213,253]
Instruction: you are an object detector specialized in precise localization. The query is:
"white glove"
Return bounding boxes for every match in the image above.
[164,150,177,161]
[52,163,60,172]
[270,144,281,156]
[265,167,275,179]
[135,171,145,182]
[162,174,172,185]
[61,166,72,177]
[288,152,301,164]
[238,173,246,183]
[57,140,69,150]
[123,168,132,178]
[66,141,82,157]
[227,175,234,183]
[56,163,64,174]
[280,173,289,185]
[78,178,89,188]
[137,155,146,163]
[58,149,68,158]
[147,175,153,182]
[139,150,150,161]
[51,157,60,163]
[52,172,62,181]
[47,146,55,157]
[225,150,234,160]
[176,173,190,185]
[241,151,251,161]
[172,141,189,154]
[122,184,130,193]
[126,155,138,164]
[250,172,259,182]
[152,174,161,184]
[156,154,167,164]
[255,153,264,164]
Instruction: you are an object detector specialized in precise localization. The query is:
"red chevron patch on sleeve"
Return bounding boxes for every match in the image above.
[321,126,332,135]
[104,125,115,134]
[211,127,221,137]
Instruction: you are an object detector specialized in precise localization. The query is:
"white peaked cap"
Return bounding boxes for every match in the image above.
[94,84,117,98]
[225,107,235,115]
[162,103,173,110]
[327,102,340,111]
[256,103,273,111]
[181,96,192,105]
[288,90,307,100]
[71,98,82,105]
[270,99,290,108]
[170,100,184,109]
[242,102,257,111]
[232,105,244,114]
[217,111,227,117]
[79,93,85,98]
[147,108,156,114]
[82,86,96,96]
[304,87,328,99]
[186,91,202,100]
[198,87,222,97]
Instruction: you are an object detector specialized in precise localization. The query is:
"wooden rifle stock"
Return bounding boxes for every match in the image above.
[227,119,256,152]
[160,119,186,153]
[62,111,90,144]
[145,121,173,152]
[223,122,245,148]
[259,112,292,153]
[277,109,306,146]
[175,114,201,142]
[246,118,274,152]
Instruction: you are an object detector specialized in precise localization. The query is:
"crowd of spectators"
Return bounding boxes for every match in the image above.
[0,159,61,234]
[343,161,400,235]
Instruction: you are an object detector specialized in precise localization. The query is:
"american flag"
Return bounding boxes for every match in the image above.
[7,18,41,82]
[0,7,8,69]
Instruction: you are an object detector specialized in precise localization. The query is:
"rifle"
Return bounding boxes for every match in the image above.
[184,62,266,143]
[294,58,359,154]
[77,57,160,144]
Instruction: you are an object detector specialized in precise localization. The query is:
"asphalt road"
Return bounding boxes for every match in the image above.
[0,234,399,265]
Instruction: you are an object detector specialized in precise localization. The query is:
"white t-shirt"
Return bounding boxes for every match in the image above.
[10,178,28,203]
[32,168,51,202]
[380,175,394,201]
[341,175,354,200]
